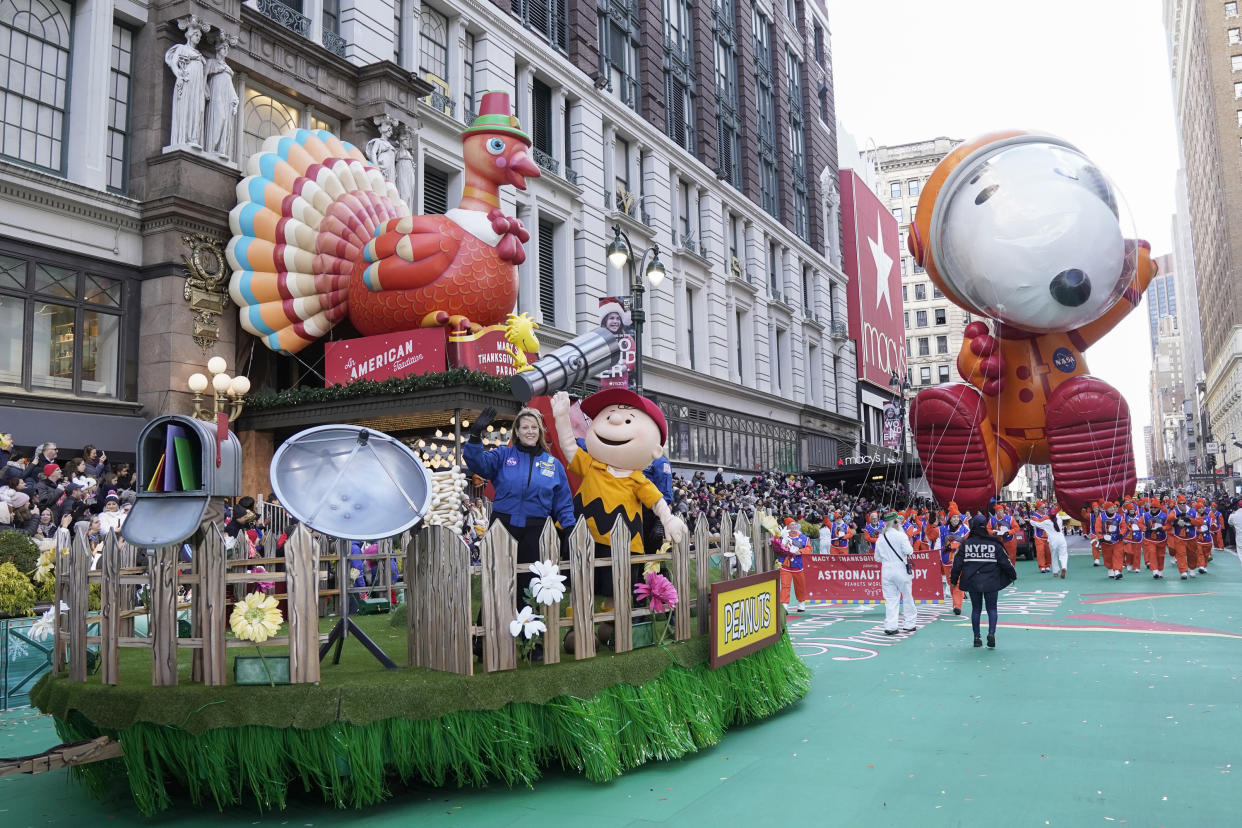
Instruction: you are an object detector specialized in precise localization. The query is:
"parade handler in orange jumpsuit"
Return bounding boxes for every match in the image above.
[938,505,970,615]
[1141,500,1168,578]
[989,503,1019,566]
[1121,499,1145,573]
[771,517,809,613]
[1193,498,1212,574]
[1164,496,1202,580]
[1095,502,1125,580]
[1029,502,1053,572]
[906,131,1155,518]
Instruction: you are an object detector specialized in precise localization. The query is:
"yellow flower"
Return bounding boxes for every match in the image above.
[33,549,56,583]
[643,543,671,576]
[229,591,283,643]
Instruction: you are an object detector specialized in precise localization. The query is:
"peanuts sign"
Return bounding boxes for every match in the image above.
[709,570,782,669]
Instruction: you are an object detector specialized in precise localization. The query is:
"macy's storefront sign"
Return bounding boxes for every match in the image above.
[838,451,900,466]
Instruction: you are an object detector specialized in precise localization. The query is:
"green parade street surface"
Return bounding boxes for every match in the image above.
[3,541,1241,826]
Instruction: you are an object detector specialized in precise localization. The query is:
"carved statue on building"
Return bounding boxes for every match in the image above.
[366,116,417,212]
[394,126,417,211]
[165,15,211,150]
[204,34,239,159]
[824,179,842,269]
[365,116,398,185]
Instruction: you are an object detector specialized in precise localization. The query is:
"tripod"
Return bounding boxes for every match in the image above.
[318,538,397,669]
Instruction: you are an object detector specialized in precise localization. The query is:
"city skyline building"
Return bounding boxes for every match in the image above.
[1147,259,1177,354]
[1163,0,1242,480]
[1149,314,1192,485]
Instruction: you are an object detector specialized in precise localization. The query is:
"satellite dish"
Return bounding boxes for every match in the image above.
[269,425,432,540]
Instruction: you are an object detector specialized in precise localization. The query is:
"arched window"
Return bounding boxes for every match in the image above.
[242,88,301,160]
[0,0,73,172]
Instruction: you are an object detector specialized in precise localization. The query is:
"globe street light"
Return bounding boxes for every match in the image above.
[606,224,664,393]
[188,358,250,423]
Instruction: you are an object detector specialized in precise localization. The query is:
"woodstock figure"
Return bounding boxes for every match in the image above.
[503,312,540,373]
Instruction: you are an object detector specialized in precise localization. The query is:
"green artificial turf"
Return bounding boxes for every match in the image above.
[31,614,731,732]
[32,626,810,816]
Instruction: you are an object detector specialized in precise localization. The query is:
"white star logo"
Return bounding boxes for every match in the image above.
[869,212,894,317]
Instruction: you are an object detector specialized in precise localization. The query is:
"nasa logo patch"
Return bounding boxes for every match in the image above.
[1052,347,1077,373]
[505,457,518,466]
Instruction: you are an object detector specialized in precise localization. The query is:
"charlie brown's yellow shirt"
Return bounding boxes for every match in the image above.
[569,446,663,555]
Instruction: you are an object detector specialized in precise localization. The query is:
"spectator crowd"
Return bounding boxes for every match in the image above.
[666,467,923,540]
[1,434,138,548]
[7,428,1239,569]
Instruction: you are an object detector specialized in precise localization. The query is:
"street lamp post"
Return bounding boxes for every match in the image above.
[606,224,666,394]
[888,370,912,501]
[187,356,250,423]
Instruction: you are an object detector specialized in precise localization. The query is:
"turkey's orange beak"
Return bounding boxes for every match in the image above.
[505,147,541,189]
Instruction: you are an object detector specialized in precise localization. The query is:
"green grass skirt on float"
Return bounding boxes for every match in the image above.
[30,613,810,816]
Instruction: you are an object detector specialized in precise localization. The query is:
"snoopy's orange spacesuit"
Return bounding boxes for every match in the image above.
[906,131,1154,517]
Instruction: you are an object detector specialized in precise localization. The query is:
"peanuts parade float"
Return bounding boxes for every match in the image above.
[15,94,807,814]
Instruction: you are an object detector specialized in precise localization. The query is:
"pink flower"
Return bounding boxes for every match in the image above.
[249,564,275,593]
[633,572,678,613]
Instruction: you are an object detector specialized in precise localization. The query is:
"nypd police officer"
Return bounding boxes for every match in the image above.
[950,514,1018,648]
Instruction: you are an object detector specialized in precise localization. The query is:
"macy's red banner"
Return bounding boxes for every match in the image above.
[840,169,906,390]
[803,552,943,602]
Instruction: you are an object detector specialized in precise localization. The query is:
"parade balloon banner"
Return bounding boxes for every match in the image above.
[841,169,906,390]
[597,296,635,390]
[882,402,901,449]
[710,570,782,669]
[325,328,446,385]
[803,552,943,603]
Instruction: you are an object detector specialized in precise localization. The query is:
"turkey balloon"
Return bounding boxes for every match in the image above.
[227,91,539,354]
[905,131,1154,517]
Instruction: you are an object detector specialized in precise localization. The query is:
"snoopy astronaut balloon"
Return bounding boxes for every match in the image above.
[906,131,1154,517]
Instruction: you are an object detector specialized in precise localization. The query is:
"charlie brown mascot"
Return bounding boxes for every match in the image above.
[551,389,688,649]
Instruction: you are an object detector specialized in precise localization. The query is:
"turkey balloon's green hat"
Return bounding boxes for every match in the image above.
[461,90,532,145]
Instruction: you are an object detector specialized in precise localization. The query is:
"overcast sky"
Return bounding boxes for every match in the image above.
[826,0,1180,478]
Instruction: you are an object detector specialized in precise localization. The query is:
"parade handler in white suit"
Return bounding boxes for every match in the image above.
[1030,508,1069,578]
[874,511,918,635]
[1229,501,1242,554]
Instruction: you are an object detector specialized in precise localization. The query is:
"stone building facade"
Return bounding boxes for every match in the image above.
[0,0,860,485]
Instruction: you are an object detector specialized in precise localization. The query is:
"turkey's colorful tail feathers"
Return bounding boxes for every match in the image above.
[227,129,409,354]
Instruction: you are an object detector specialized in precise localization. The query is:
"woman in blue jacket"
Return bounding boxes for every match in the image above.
[463,406,575,573]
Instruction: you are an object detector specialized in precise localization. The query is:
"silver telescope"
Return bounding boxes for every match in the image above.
[511,327,621,402]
